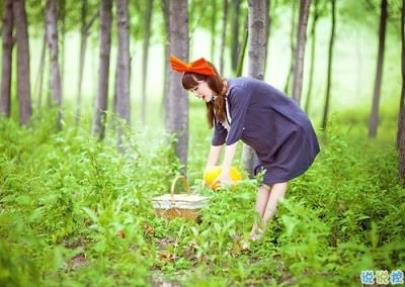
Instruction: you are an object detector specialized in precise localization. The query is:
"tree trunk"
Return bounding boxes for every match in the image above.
[210,0,217,62]
[304,0,319,113]
[115,0,131,149]
[321,0,336,130]
[46,0,62,128]
[166,0,189,173]
[242,0,267,177]
[36,30,47,108]
[92,0,112,140]
[141,0,153,125]
[263,0,271,76]
[76,0,88,125]
[292,0,311,106]
[247,0,266,80]
[368,0,388,138]
[400,111,405,180]
[230,0,241,74]
[284,1,298,94]
[0,0,14,118]
[160,0,170,117]
[397,0,405,151]
[59,0,66,96]
[14,0,32,125]
[219,0,228,75]
[236,15,248,77]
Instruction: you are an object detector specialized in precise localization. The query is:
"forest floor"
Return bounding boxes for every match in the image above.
[0,107,404,286]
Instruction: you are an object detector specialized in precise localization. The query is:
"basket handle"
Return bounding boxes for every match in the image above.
[170,175,191,201]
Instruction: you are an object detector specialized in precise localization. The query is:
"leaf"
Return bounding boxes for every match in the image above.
[82,207,98,223]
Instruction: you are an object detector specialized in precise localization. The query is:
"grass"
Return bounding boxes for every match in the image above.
[0,102,404,286]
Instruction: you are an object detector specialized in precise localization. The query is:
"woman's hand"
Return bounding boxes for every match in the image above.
[215,170,232,186]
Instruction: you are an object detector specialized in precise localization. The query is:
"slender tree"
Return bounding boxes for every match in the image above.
[292,0,311,106]
[141,0,154,125]
[230,0,241,74]
[36,30,47,108]
[236,15,249,77]
[92,0,112,140]
[115,0,131,148]
[247,0,266,80]
[76,1,97,124]
[368,0,388,138]
[160,0,170,116]
[76,0,88,124]
[284,0,298,94]
[242,0,267,176]
[210,0,217,62]
[398,0,405,180]
[219,0,228,75]
[0,0,14,118]
[14,0,32,125]
[263,0,271,76]
[59,0,66,94]
[166,0,189,172]
[304,0,320,113]
[321,0,336,130]
[46,0,62,128]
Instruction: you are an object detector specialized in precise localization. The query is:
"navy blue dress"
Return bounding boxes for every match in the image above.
[212,77,320,185]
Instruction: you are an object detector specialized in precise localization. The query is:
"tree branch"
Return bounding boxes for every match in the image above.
[84,10,98,33]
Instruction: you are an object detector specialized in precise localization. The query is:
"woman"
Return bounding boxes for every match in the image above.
[170,55,320,241]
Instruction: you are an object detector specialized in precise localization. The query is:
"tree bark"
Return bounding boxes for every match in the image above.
[93,0,112,140]
[284,1,298,95]
[263,0,271,76]
[321,0,336,130]
[398,0,405,147]
[304,0,319,113]
[59,0,66,95]
[398,0,405,180]
[219,0,228,75]
[230,0,241,74]
[141,0,153,125]
[0,0,14,118]
[76,0,88,124]
[368,0,388,138]
[166,0,189,173]
[160,0,170,117]
[400,110,405,180]
[210,0,217,62]
[14,0,32,125]
[236,15,248,77]
[242,0,267,177]
[247,0,266,80]
[36,30,47,108]
[115,0,131,149]
[292,0,311,106]
[46,0,62,128]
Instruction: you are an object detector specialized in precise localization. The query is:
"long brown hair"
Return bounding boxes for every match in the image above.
[181,61,226,129]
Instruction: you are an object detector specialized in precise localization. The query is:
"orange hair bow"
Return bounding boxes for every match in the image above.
[169,55,216,76]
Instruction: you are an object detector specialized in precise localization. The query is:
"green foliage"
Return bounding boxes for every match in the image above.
[0,106,404,286]
[0,112,179,286]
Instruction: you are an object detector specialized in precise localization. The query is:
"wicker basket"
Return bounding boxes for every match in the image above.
[152,175,209,220]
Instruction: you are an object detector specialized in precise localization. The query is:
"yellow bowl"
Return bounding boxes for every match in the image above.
[203,166,242,189]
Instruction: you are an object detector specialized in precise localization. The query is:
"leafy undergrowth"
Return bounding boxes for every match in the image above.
[0,110,404,286]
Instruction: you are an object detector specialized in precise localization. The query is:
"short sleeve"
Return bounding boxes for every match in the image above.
[226,86,251,145]
[211,119,228,146]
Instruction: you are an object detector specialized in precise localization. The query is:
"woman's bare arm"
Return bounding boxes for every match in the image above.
[205,145,223,169]
[221,142,238,174]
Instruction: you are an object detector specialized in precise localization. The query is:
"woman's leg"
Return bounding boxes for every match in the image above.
[249,184,271,239]
[262,182,288,225]
[251,182,288,241]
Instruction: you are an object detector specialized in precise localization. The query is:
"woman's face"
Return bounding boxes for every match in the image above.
[189,81,215,102]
